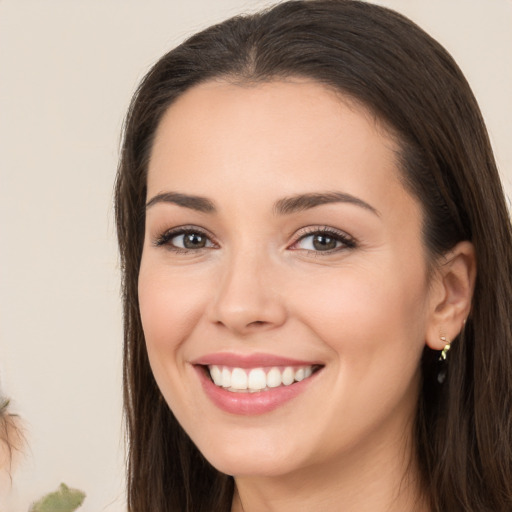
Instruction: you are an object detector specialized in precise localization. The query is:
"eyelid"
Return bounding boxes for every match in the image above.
[151,224,355,254]
[288,226,356,252]
[153,225,218,250]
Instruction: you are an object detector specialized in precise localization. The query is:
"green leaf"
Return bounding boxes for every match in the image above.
[29,483,86,512]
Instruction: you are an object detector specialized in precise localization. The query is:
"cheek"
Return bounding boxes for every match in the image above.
[137,261,216,421]
[296,259,428,436]
[138,261,211,357]
[290,258,429,363]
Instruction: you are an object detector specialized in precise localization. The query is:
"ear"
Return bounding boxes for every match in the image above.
[425,241,476,350]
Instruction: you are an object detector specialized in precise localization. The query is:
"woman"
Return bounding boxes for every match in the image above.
[115,1,512,510]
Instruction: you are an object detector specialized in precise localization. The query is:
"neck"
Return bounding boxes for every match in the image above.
[231,415,428,512]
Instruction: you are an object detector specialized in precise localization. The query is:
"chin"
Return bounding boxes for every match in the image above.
[193,429,308,478]
[209,453,301,479]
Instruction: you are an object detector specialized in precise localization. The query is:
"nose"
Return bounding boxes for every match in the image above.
[207,249,287,335]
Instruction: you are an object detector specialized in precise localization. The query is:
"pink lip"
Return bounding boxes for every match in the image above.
[192,353,323,416]
[192,352,322,368]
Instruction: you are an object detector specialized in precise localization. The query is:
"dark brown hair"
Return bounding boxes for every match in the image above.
[115,1,512,510]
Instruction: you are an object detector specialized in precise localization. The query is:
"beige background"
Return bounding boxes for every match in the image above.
[0,1,510,510]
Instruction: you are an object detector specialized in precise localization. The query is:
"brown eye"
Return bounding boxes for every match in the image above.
[292,229,356,253]
[181,232,208,249]
[155,229,215,251]
[312,234,338,251]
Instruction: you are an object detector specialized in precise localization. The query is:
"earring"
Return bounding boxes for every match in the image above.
[437,335,451,384]
[439,336,451,361]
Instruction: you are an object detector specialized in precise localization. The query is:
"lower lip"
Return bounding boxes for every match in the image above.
[195,366,319,415]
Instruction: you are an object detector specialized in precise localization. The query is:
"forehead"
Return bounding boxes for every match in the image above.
[148,79,402,198]
[145,79,426,270]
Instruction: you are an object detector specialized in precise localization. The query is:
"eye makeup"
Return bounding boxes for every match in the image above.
[153,225,217,254]
[152,223,356,256]
[289,226,357,253]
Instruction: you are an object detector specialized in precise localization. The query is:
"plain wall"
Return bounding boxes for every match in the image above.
[0,1,510,510]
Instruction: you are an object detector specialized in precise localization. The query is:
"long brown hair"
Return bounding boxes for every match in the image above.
[115,1,512,510]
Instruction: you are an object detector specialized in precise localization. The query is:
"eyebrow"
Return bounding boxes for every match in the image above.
[145,190,379,216]
[274,192,379,216]
[146,192,215,213]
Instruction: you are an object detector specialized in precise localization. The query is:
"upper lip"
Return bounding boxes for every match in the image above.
[191,352,323,368]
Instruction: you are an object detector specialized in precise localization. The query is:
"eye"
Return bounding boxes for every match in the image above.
[291,228,355,253]
[154,227,216,252]
[173,232,212,249]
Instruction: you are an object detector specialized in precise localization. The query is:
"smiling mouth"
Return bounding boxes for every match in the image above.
[202,364,323,393]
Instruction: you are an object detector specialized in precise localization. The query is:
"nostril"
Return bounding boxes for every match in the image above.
[248,320,266,327]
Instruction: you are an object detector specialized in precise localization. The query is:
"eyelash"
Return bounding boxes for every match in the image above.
[290,226,356,253]
[153,226,217,254]
[153,225,356,254]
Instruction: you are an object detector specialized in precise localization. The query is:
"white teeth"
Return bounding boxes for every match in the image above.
[248,368,266,390]
[282,367,294,386]
[221,367,231,388]
[267,367,281,388]
[210,365,222,386]
[230,368,248,390]
[208,364,317,392]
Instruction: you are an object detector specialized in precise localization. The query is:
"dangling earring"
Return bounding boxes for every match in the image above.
[437,335,451,384]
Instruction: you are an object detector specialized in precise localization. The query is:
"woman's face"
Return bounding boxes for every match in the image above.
[139,80,437,478]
